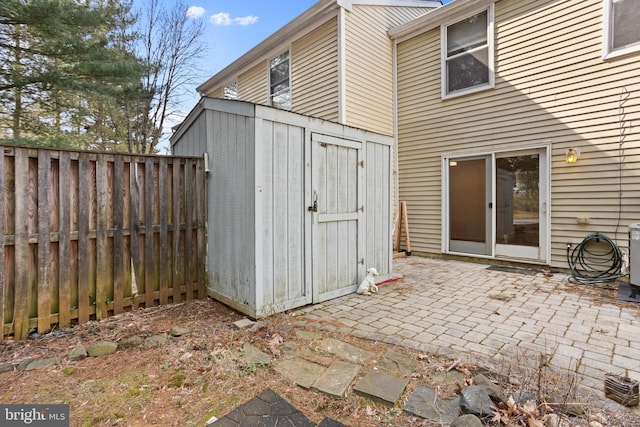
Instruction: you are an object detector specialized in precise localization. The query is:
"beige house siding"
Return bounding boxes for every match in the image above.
[345,6,432,136]
[396,0,640,267]
[291,18,339,122]
[238,62,269,105]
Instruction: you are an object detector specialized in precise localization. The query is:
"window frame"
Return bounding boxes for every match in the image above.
[602,0,640,59]
[269,50,291,110]
[440,4,495,99]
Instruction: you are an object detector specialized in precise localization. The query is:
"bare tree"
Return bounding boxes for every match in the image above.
[128,0,205,154]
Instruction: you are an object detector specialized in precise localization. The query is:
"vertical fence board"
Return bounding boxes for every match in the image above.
[144,157,155,307]
[159,159,169,305]
[95,156,108,320]
[172,158,181,301]
[58,152,71,328]
[184,160,193,301]
[113,156,124,314]
[77,154,90,324]
[129,160,141,307]
[37,150,51,332]
[13,148,29,339]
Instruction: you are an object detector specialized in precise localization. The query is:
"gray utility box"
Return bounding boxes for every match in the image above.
[170,98,393,318]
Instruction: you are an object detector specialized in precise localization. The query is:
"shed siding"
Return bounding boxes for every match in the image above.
[396,0,640,267]
[256,119,307,314]
[345,5,433,136]
[364,139,392,274]
[207,110,257,308]
[291,18,340,122]
[239,62,268,105]
[171,108,208,157]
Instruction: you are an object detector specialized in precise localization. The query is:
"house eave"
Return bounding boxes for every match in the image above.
[389,0,496,42]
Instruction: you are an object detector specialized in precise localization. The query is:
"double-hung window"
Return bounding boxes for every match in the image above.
[269,50,291,110]
[223,81,238,100]
[441,6,494,98]
[603,0,640,58]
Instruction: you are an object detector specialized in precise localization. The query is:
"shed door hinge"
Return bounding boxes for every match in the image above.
[359,161,365,168]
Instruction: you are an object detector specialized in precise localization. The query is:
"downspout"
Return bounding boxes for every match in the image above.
[337,5,347,124]
[392,38,400,233]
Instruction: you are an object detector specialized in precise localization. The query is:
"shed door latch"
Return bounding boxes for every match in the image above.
[308,191,318,212]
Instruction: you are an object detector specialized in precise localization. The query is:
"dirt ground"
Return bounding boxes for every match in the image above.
[0,298,638,427]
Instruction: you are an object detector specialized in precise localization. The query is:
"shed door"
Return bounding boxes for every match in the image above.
[310,133,362,303]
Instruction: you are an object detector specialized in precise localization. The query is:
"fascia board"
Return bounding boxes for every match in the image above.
[339,0,441,11]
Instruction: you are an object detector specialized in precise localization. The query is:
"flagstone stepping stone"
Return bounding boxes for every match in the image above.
[241,343,271,366]
[429,369,466,385]
[312,361,361,398]
[377,350,418,374]
[314,338,374,364]
[353,371,409,406]
[404,385,460,425]
[233,318,255,329]
[273,358,326,389]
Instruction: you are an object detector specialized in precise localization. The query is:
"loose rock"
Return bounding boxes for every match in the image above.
[450,414,483,427]
[460,385,494,418]
[25,358,57,371]
[119,335,143,348]
[87,341,118,357]
[68,346,88,361]
[143,334,168,348]
[169,326,191,337]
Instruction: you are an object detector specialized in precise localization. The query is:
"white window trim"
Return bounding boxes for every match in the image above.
[602,0,640,59]
[268,49,292,109]
[440,3,495,99]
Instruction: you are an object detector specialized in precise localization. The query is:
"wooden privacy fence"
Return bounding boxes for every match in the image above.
[0,146,207,340]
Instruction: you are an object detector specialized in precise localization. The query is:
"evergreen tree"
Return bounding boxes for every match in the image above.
[0,0,144,149]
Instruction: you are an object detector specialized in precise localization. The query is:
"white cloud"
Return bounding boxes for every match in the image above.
[186,6,206,19]
[234,15,259,26]
[210,12,259,26]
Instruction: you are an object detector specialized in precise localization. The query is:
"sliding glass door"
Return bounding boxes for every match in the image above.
[446,148,548,262]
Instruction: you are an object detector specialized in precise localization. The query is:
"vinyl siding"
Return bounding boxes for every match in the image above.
[345,5,433,136]
[238,62,268,105]
[291,18,339,122]
[396,0,640,267]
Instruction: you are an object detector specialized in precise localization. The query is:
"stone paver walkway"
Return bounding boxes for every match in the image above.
[299,256,640,408]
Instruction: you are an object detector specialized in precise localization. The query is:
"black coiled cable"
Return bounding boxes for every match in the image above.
[567,232,625,288]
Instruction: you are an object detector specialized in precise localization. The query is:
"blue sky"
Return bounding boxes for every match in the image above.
[155,0,452,149]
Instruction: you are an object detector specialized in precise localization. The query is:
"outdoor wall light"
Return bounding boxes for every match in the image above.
[565,147,580,164]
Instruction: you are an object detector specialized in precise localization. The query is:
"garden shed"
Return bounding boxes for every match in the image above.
[170,97,393,318]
